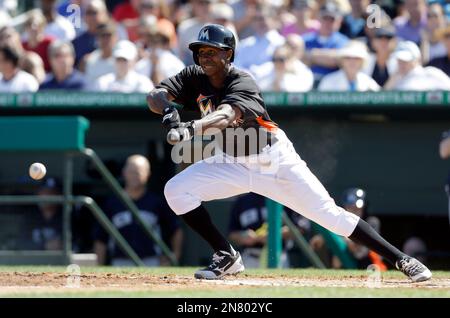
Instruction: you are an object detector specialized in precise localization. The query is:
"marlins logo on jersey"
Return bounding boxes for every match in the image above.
[197,94,215,117]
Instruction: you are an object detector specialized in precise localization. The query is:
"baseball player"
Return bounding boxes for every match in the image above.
[146,24,432,282]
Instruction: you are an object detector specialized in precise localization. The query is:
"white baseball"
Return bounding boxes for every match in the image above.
[29,162,47,180]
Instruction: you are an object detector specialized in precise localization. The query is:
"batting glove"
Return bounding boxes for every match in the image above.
[167,121,197,144]
[162,106,181,131]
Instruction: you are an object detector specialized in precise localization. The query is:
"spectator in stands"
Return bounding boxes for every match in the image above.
[228,193,310,268]
[40,0,76,41]
[285,33,307,62]
[250,44,313,92]
[232,0,264,40]
[211,2,238,42]
[112,0,140,23]
[427,24,450,76]
[233,4,285,72]
[177,0,214,65]
[362,26,398,87]
[281,0,320,37]
[362,7,393,51]
[318,40,380,91]
[40,40,86,90]
[29,178,63,251]
[93,40,154,92]
[339,0,370,39]
[0,45,39,92]
[22,10,55,72]
[420,2,447,64]
[136,15,158,58]
[139,0,177,48]
[384,40,450,90]
[20,52,46,84]
[81,21,117,86]
[94,154,183,266]
[72,0,109,67]
[135,22,185,85]
[0,26,24,54]
[303,1,349,83]
[394,0,427,45]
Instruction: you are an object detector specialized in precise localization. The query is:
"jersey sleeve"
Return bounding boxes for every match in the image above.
[220,72,267,122]
[156,66,197,106]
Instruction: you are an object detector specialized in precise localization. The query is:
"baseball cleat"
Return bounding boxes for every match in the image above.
[194,250,245,280]
[395,256,432,282]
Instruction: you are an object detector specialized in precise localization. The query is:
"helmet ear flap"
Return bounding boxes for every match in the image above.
[193,48,200,65]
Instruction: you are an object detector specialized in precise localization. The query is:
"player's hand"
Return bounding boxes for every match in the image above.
[166,121,195,145]
[162,106,181,131]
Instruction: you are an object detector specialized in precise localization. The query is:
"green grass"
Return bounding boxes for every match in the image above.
[0,266,449,298]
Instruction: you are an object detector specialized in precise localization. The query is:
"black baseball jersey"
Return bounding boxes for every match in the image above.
[157,65,273,127]
[157,65,278,156]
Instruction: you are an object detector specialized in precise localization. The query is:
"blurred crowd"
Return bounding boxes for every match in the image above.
[1,0,450,93]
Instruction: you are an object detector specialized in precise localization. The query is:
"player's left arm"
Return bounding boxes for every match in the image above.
[193,103,242,134]
[174,104,242,140]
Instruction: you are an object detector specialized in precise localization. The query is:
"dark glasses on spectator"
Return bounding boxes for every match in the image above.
[273,57,287,62]
[97,33,113,38]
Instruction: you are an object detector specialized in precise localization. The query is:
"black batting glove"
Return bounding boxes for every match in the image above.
[162,106,181,131]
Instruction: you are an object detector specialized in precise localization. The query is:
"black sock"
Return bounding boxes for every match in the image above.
[180,205,232,254]
[349,218,405,265]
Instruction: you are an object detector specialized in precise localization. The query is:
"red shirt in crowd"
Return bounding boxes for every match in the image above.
[112,2,139,22]
[22,36,55,72]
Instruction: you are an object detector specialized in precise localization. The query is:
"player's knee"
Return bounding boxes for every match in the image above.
[164,178,181,202]
[164,177,201,215]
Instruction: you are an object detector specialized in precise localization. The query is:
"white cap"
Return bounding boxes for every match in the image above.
[393,41,421,62]
[211,3,234,21]
[339,41,368,60]
[113,40,138,61]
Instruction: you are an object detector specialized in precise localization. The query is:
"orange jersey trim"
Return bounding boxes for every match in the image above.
[256,116,278,132]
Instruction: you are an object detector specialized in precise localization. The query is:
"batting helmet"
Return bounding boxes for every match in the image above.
[189,24,236,65]
[342,188,366,209]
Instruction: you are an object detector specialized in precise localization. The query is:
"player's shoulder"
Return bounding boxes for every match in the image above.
[228,66,258,85]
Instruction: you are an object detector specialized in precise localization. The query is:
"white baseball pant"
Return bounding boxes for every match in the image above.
[164,128,360,237]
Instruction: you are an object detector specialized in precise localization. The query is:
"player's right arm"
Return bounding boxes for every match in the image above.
[147,87,182,133]
[146,87,176,115]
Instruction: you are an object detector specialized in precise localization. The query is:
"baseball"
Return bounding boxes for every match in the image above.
[29,162,47,180]
[167,129,181,145]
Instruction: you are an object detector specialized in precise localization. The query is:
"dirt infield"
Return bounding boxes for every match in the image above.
[0,270,449,296]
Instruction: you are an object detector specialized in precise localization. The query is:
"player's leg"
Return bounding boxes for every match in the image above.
[250,129,431,282]
[164,156,248,279]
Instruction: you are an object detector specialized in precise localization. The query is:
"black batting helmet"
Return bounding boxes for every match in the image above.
[189,24,236,65]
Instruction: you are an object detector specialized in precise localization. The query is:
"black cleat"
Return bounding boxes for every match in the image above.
[194,250,245,280]
[395,256,432,282]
